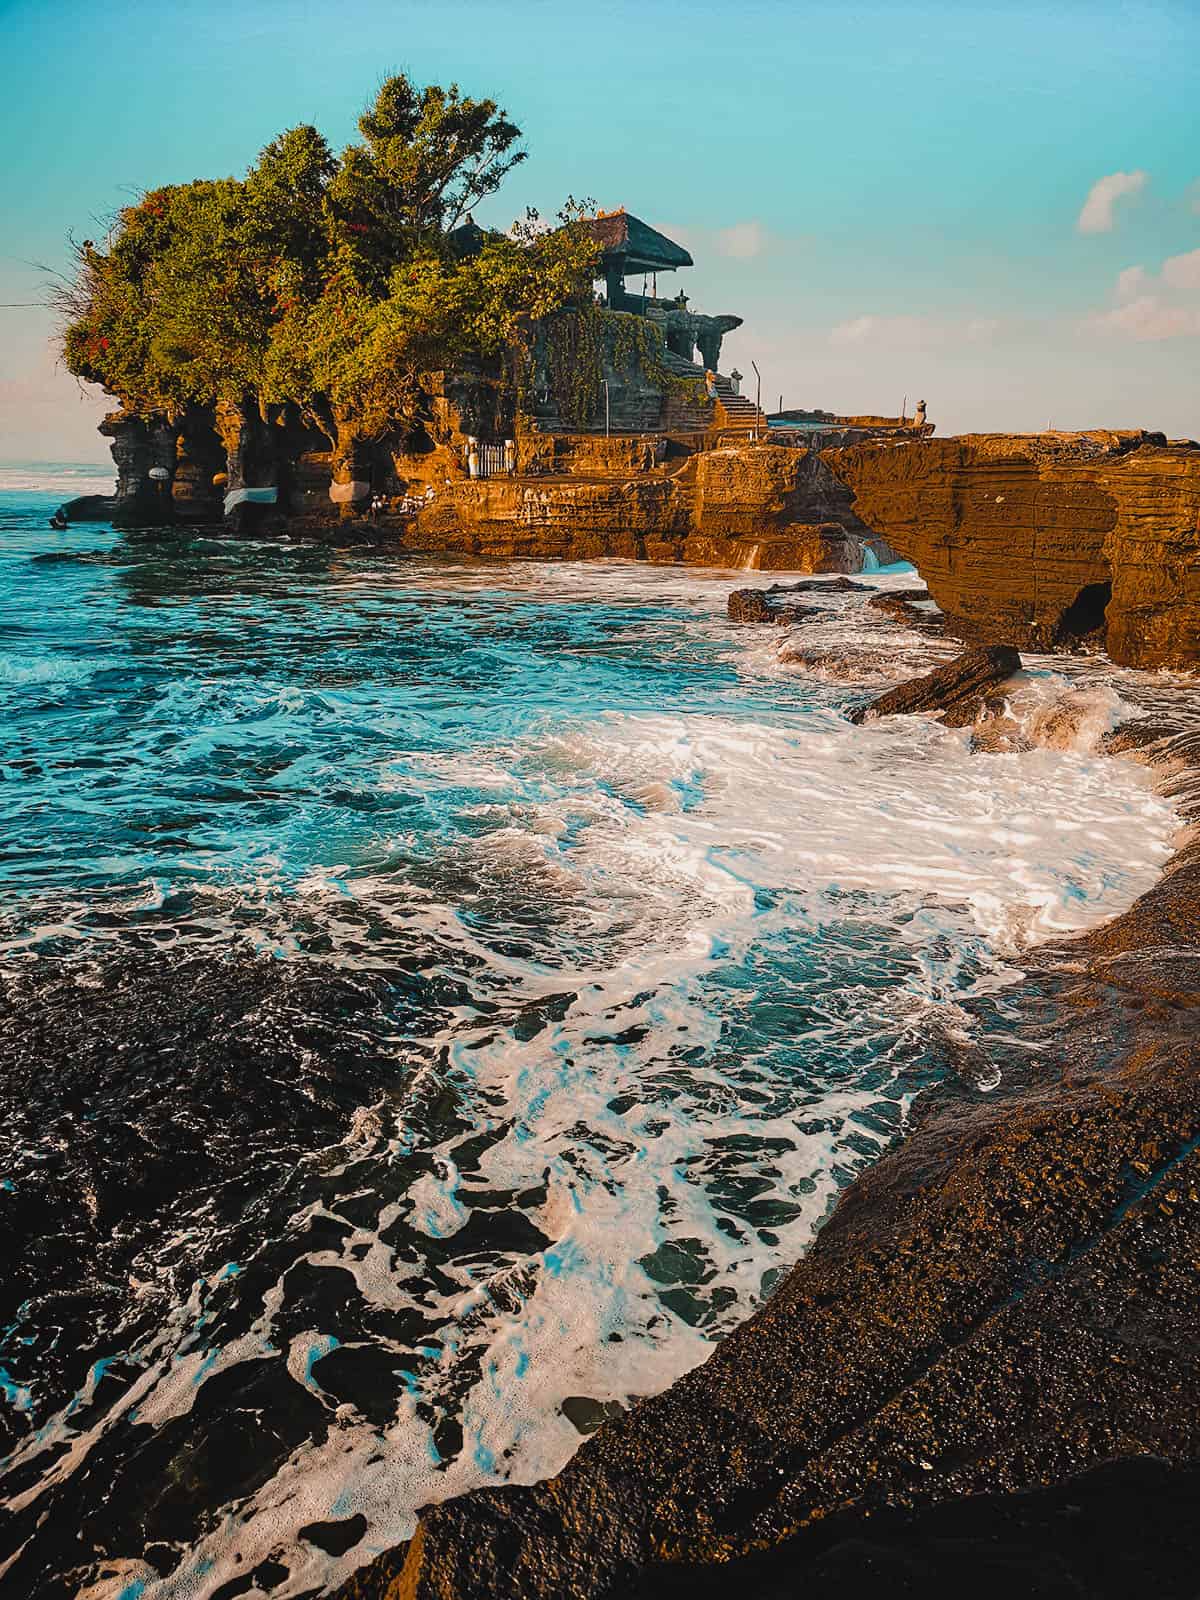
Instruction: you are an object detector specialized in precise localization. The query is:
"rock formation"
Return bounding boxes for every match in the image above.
[727,590,818,625]
[60,418,1200,669]
[849,645,1023,726]
[822,432,1200,670]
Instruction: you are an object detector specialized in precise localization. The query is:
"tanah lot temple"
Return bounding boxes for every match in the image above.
[514,207,933,444]
[62,204,934,548]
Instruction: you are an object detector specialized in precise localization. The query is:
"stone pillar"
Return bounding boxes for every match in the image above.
[100,412,176,527]
[696,330,723,372]
[172,406,225,523]
[328,415,370,519]
[215,397,280,533]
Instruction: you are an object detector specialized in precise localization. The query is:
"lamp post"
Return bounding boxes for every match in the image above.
[751,361,762,441]
[602,379,610,438]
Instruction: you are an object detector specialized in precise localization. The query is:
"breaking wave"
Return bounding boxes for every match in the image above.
[0,494,1184,1599]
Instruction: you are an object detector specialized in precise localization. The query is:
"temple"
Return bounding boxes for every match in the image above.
[513,207,766,435]
[584,210,743,375]
[67,205,937,542]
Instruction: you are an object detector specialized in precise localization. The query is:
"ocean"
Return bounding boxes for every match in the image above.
[0,466,1180,1598]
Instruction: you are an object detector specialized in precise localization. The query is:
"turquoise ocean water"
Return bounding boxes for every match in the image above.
[0,467,1179,1598]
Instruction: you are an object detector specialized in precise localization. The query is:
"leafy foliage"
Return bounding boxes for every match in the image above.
[58,75,598,434]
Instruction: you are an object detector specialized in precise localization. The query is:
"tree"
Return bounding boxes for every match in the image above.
[58,74,596,437]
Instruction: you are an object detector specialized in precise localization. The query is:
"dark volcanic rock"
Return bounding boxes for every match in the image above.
[849,644,1022,726]
[58,493,116,522]
[867,585,929,612]
[0,952,458,1443]
[727,587,775,622]
[768,575,872,594]
[639,1457,1200,1599]
[727,588,819,625]
[866,586,940,631]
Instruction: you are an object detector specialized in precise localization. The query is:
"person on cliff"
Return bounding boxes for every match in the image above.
[705,370,718,401]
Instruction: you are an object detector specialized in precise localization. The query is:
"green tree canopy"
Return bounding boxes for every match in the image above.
[59,74,597,434]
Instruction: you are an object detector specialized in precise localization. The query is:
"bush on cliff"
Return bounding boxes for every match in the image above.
[57,75,599,434]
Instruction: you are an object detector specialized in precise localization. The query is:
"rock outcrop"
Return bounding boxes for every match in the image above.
[63,414,1200,669]
[822,432,1200,669]
[97,411,177,526]
[408,447,880,572]
[849,644,1023,726]
[334,718,1200,1600]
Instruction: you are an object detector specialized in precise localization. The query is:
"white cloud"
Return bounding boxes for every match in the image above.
[829,313,1001,348]
[714,220,769,260]
[1087,296,1200,340]
[1085,248,1200,341]
[1162,247,1200,291]
[1116,265,1149,301]
[1077,170,1148,234]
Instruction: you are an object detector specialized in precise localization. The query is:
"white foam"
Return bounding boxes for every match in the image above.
[4,558,1183,1600]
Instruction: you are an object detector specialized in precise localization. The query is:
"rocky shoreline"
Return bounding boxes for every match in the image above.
[331,615,1200,1599]
[62,425,1200,671]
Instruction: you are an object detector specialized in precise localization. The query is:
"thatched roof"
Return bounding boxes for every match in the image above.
[575,210,693,273]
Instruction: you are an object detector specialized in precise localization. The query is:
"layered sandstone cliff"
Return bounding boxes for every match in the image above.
[66,419,1200,668]
[822,432,1200,669]
[407,445,890,571]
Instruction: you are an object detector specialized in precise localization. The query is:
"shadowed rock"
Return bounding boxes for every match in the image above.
[770,575,873,594]
[867,586,929,613]
[727,589,819,625]
[57,493,117,523]
[637,1457,1200,1599]
[849,645,1022,726]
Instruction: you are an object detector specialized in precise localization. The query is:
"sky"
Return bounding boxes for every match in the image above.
[1,0,1197,461]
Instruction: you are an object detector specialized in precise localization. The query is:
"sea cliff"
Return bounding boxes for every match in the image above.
[67,421,1200,670]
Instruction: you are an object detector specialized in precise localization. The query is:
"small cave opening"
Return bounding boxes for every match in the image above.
[1055,580,1112,646]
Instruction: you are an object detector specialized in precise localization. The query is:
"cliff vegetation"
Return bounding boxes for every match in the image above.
[56,75,601,436]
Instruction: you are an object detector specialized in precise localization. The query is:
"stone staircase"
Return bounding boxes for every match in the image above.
[713,379,768,435]
[660,351,768,435]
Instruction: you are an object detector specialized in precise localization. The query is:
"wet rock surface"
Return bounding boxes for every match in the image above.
[0,953,454,1429]
[640,1457,1200,1599]
[849,644,1022,726]
[866,586,940,632]
[333,723,1200,1600]
[727,589,819,625]
[727,576,864,625]
[0,950,467,1596]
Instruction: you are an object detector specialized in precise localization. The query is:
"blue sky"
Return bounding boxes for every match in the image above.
[2,0,1197,459]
